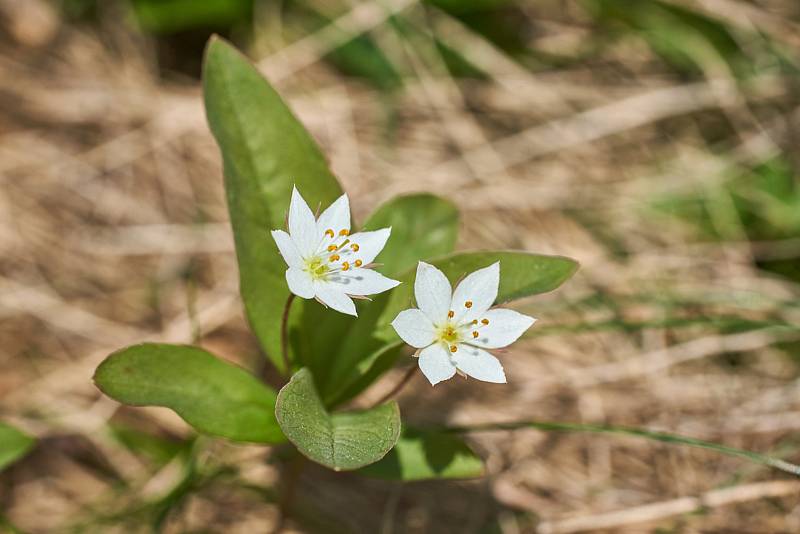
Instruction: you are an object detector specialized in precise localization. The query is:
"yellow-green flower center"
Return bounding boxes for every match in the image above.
[305,257,329,281]
[437,323,462,344]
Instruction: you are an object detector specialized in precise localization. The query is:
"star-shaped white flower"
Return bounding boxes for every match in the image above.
[271,187,400,316]
[391,261,536,385]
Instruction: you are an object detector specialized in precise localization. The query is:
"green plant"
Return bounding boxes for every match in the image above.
[90,38,798,521]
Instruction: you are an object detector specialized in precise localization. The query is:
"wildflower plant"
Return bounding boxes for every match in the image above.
[84,37,800,500]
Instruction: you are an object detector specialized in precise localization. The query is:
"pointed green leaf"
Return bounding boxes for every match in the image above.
[203,36,343,372]
[323,251,579,405]
[359,427,484,480]
[94,343,283,443]
[275,368,401,470]
[375,251,579,341]
[0,423,34,471]
[363,193,459,277]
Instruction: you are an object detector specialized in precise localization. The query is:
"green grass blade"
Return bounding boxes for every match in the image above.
[445,420,800,476]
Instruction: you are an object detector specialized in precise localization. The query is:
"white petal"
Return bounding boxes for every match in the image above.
[414,262,452,324]
[418,343,457,386]
[391,309,436,348]
[327,268,400,296]
[452,345,506,383]
[343,228,390,265]
[316,193,350,240]
[466,308,536,349]
[271,230,302,268]
[314,281,357,316]
[451,262,499,323]
[286,268,314,299]
[288,186,318,256]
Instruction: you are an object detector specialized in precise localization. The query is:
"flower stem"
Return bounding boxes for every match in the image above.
[372,364,419,407]
[280,293,295,376]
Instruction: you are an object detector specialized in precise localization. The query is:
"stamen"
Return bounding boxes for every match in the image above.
[325,229,334,238]
[449,345,458,353]
[339,229,349,236]
[447,310,454,318]
[329,254,340,262]
[471,319,478,325]
[342,261,350,271]
[327,245,337,252]
[465,301,473,308]
[472,331,479,338]
[354,259,363,267]
[350,243,360,252]
[481,318,489,325]
[336,238,350,250]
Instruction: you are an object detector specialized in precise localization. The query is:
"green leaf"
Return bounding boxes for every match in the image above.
[275,368,401,470]
[448,420,800,477]
[110,424,190,467]
[359,428,483,480]
[324,251,579,405]
[94,343,283,444]
[203,36,343,372]
[132,0,252,34]
[363,193,459,277]
[0,423,35,471]
[325,342,403,408]
[376,251,579,341]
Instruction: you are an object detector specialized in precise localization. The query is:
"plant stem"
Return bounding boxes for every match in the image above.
[372,365,419,407]
[280,293,295,376]
[273,454,306,534]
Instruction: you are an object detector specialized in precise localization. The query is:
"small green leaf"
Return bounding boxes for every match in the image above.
[363,193,459,277]
[110,423,190,467]
[203,37,343,372]
[132,0,252,34]
[0,423,34,471]
[94,343,283,444]
[359,428,484,480]
[275,368,401,470]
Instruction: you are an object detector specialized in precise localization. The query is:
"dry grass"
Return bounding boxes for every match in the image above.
[2,0,800,532]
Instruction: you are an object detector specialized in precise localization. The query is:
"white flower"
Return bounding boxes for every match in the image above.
[391,262,536,385]
[271,187,400,316]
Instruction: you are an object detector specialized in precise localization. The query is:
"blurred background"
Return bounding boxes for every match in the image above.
[2,0,800,532]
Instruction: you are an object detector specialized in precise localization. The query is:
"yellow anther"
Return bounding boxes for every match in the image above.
[342,261,350,271]
[329,254,340,262]
[325,229,334,238]
[471,319,478,325]
[350,243,360,251]
[465,301,473,308]
[447,310,454,318]
[354,259,363,267]
[481,318,489,325]
[327,245,337,252]
[339,229,349,236]
[472,331,479,338]
[449,345,458,353]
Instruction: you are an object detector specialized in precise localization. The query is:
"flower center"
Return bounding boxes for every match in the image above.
[303,227,367,281]
[435,307,492,353]
[436,322,463,353]
[305,257,329,281]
